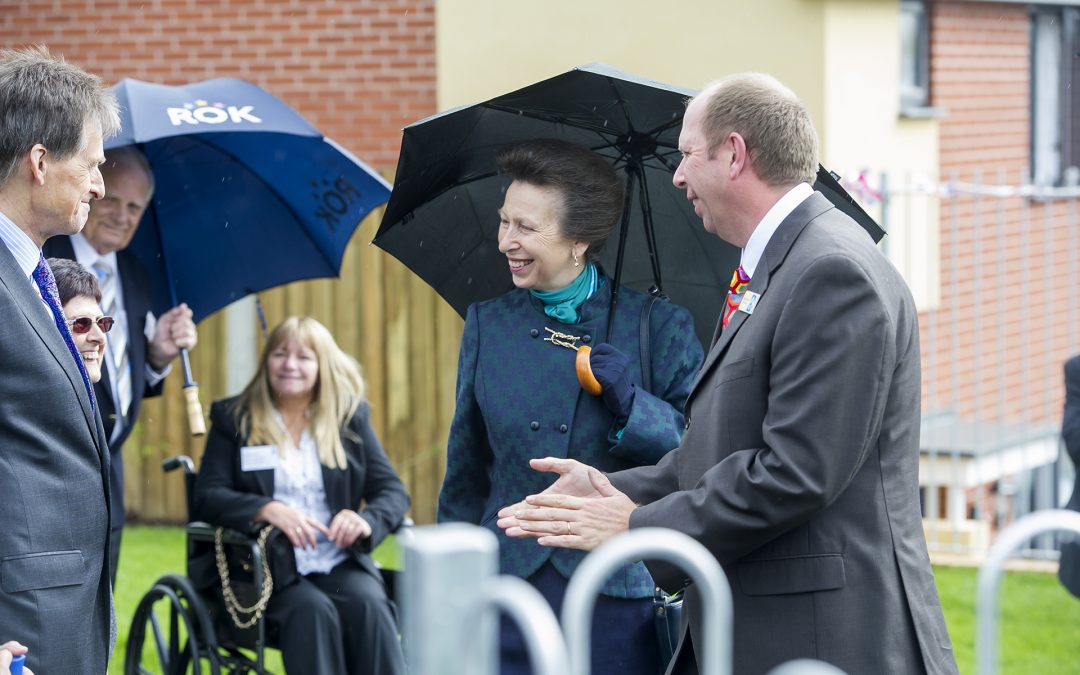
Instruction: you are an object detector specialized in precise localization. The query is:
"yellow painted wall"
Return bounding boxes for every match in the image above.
[823,0,941,308]
[435,0,829,147]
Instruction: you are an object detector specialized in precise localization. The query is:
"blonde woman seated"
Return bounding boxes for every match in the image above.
[194,316,408,675]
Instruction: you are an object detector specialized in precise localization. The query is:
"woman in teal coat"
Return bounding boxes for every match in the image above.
[437,139,703,675]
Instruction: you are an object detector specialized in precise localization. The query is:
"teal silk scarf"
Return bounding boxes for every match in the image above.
[531,261,599,324]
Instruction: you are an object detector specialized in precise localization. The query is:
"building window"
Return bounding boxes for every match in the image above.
[1032,6,1080,186]
[900,0,930,111]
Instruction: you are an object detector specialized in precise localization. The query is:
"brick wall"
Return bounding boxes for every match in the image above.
[1,1,446,523]
[1,0,436,170]
[926,1,1079,426]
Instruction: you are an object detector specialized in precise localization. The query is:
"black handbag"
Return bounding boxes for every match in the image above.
[653,586,684,668]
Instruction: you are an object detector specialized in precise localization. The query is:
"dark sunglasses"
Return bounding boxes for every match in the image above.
[67,316,115,334]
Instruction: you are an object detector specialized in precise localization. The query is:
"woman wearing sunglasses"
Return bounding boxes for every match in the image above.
[47,257,113,383]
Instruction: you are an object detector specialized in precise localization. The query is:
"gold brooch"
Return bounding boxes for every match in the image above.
[543,327,581,351]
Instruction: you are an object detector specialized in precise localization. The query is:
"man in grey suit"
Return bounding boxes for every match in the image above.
[0,46,118,673]
[500,73,958,675]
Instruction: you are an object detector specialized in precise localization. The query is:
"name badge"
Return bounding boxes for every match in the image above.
[240,445,279,472]
[738,291,760,315]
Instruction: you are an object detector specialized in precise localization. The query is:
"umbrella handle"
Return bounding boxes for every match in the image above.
[184,384,206,436]
[576,346,602,396]
[177,348,205,435]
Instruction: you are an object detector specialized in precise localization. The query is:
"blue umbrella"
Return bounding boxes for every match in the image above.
[108,77,391,431]
[109,77,391,323]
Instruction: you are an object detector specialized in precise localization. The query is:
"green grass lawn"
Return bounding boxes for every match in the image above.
[110,526,1080,674]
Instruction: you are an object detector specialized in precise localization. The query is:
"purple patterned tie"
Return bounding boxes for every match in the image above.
[32,255,95,410]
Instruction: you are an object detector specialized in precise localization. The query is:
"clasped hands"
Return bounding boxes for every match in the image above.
[496,457,636,551]
[256,501,371,550]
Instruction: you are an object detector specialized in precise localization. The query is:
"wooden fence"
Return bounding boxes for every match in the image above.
[123,208,464,525]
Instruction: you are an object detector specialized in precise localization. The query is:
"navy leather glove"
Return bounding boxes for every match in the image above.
[589,343,635,424]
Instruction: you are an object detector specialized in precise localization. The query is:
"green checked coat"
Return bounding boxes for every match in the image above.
[437,277,703,598]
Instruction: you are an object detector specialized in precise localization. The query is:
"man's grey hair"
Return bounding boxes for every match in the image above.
[0,45,120,187]
[697,73,819,187]
[103,146,156,200]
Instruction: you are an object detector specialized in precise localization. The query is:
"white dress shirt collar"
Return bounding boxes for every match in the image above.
[740,182,814,278]
[69,232,118,272]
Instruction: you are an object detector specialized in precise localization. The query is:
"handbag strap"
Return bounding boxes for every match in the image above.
[215,525,275,629]
[639,294,660,393]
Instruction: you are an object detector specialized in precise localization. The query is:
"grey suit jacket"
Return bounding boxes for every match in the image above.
[1059,355,1080,598]
[610,193,957,675]
[0,242,114,673]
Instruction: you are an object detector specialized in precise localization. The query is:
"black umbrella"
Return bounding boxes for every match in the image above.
[374,63,883,349]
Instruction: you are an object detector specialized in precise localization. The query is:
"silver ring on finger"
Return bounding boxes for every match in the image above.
[566,521,573,536]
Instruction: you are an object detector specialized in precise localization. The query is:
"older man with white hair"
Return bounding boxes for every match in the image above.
[46,144,198,587]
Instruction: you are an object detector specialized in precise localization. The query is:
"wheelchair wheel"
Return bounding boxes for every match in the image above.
[125,574,222,675]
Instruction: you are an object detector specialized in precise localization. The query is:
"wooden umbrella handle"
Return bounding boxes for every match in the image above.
[184,384,206,436]
[576,346,602,396]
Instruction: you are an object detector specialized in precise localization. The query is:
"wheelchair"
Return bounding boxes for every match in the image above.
[124,455,407,675]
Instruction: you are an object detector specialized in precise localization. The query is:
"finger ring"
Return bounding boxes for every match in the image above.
[565,521,573,536]
[294,526,303,533]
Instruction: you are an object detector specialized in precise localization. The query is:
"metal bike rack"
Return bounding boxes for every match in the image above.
[975,509,1080,675]
[561,527,733,675]
[399,523,569,675]
[766,658,848,674]
[400,524,498,675]
[456,576,570,675]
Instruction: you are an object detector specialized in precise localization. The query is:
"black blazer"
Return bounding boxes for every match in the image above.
[43,235,164,528]
[193,397,410,581]
[1060,355,1080,598]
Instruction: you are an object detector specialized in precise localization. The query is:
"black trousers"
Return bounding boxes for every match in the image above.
[265,559,404,675]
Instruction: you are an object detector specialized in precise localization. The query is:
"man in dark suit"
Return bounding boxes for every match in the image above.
[0,45,118,673]
[500,73,958,674]
[45,145,198,586]
[1059,355,1080,598]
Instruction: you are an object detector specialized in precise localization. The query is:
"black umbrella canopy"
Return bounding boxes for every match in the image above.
[375,63,883,349]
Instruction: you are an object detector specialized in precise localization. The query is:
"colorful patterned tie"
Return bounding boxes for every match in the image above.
[722,265,751,329]
[32,255,96,410]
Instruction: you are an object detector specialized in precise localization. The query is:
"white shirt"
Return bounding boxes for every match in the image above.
[0,210,52,315]
[740,182,814,278]
[0,210,42,280]
[271,421,347,576]
[69,233,170,392]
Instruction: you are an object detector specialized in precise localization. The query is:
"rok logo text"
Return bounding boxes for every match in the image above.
[167,99,262,126]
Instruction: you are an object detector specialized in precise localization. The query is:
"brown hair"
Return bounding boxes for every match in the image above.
[47,257,102,305]
[496,139,624,261]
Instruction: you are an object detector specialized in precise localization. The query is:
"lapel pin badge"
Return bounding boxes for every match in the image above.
[738,291,760,315]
